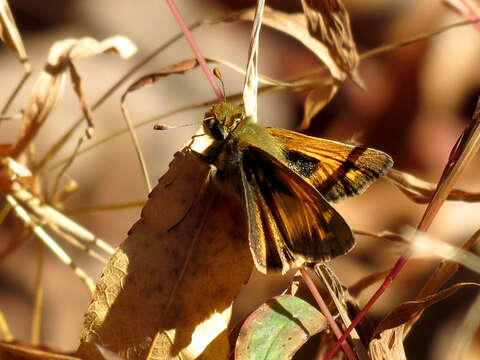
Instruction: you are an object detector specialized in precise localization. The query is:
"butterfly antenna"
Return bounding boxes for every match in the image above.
[153,121,201,130]
[213,68,226,102]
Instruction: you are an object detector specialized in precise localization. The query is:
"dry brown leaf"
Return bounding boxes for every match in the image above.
[220,6,345,82]
[300,0,360,82]
[387,168,480,203]
[375,282,480,335]
[123,57,288,101]
[299,82,338,130]
[123,59,213,96]
[403,228,480,334]
[77,145,253,360]
[0,0,30,72]
[369,326,407,360]
[0,341,80,360]
[9,36,136,158]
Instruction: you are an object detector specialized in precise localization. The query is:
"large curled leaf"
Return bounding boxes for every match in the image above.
[235,295,327,360]
[77,142,253,360]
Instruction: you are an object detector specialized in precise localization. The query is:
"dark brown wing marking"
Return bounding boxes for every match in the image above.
[240,146,355,274]
[266,127,393,202]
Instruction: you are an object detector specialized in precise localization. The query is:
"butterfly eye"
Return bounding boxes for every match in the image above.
[204,118,227,141]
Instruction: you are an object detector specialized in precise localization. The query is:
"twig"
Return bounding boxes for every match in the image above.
[299,267,356,360]
[165,0,224,101]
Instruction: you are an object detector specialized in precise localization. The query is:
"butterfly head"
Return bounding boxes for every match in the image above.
[203,103,244,141]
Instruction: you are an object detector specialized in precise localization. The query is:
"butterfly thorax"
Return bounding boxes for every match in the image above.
[203,102,244,142]
[202,102,286,193]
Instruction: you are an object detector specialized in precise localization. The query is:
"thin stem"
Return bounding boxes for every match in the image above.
[120,102,152,193]
[1,70,31,116]
[31,241,44,345]
[299,267,356,360]
[165,0,224,101]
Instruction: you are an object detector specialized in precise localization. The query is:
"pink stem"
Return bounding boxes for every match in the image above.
[299,267,356,360]
[324,255,408,359]
[165,0,224,101]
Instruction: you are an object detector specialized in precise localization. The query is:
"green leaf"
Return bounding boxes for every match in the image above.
[235,295,327,360]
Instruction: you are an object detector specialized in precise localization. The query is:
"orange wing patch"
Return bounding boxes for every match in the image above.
[240,146,355,274]
[266,128,393,202]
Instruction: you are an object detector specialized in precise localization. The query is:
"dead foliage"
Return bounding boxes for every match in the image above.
[1,1,480,360]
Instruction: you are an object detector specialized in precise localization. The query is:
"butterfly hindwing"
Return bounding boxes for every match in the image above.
[266,128,393,202]
[240,146,355,274]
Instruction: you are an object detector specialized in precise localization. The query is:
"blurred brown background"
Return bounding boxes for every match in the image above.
[1,0,480,359]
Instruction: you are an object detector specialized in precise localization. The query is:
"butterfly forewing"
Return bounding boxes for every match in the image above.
[240,146,355,274]
[266,128,393,202]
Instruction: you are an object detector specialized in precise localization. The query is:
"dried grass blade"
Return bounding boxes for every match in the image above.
[12,186,115,255]
[242,0,264,121]
[416,228,480,298]
[68,62,95,138]
[1,72,31,116]
[48,222,108,263]
[51,137,84,201]
[31,242,43,345]
[0,0,30,72]
[403,229,480,335]
[64,200,146,215]
[9,36,136,159]
[416,103,480,233]
[5,194,95,293]
[374,282,480,335]
[404,229,480,275]
[387,168,480,203]
[120,102,152,193]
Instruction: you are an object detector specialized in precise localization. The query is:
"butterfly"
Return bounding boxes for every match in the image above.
[182,101,393,274]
